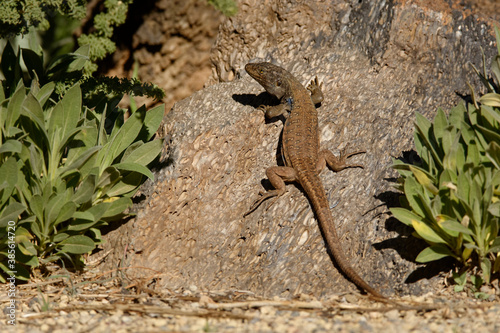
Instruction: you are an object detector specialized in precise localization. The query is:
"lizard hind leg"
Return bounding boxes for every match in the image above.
[244,165,297,216]
[318,147,366,173]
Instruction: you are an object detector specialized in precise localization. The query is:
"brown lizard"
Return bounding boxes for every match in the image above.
[245,62,385,299]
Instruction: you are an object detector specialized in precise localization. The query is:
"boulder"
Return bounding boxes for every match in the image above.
[99,0,497,298]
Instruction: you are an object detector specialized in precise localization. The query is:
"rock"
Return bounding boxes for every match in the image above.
[99,0,497,298]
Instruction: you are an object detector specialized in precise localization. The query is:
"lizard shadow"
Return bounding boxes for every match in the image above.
[233,91,289,172]
[233,91,280,115]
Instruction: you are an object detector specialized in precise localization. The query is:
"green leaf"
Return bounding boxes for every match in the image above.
[60,146,101,179]
[96,166,121,192]
[0,139,22,155]
[13,246,39,267]
[86,202,111,222]
[48,83,82,142]
[466,140,481,166]
[0,262,31,281]
[101,197,132,218]
[141,104,164,141]
[122,139,163,165]
[89,227,102,242]
[67,213,99,231]
[105,172,143,197]
[439,169,457,186]
[495,26,500,57]
[409,165,438,195]
[480,258,492,284]
[442,131,463,172]
[452,270,467,286]
[0,155,18,188]
[18,240,37,256]
[22,92,45,132]
[30,194,45,223]
[53,201,77,226]
[58,235,95,254]
[415,244,455,262]
[479,93,500,107]
[0,202,26,227]
[99,106,146,168]
[438,217,474,236]
[21,48,44,81]
[72,174,96,204]
[113,162,154,180]
[6,81,26,130]
[449,103,466,127]
[45,194,69,228]
[391,159,413,178]
[404,176,427,218]
[35,81,55,106]
[475,123,500,146]
[70,45,90,71]
[390,207,423,226]
[441,125,457,158]
[412,219,447,244]
[14,226,33,243]
[52,232,70,243]
[489,201,500,217]
[486,141,500,170]
[30,221,42,241]
[433,108,448,151]
[488,237,500,253]
[492,54,500,87]
[46,48,89,80]
[414,112,443,168]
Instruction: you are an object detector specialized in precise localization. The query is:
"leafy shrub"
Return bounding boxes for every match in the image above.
[1,0,238,74]
[0,42,164,282]
[0,0,86,38]
[391,28,500,287]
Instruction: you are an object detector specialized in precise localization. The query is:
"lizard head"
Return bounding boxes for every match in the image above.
[245,62,288,99]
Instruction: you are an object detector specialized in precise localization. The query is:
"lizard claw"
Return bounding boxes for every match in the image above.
[307,76,323,92]
[307,76,324,105]
[339,147,365,169]
[256,105,268,113]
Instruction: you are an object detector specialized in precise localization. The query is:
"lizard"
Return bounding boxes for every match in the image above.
[245,62,385,300]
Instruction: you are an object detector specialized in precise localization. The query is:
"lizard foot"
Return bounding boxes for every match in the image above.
[307,76,324,105]
[338,147,366,169]
[321,145,366,172]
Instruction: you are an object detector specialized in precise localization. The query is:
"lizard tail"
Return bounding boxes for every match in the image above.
[300,174,385,299]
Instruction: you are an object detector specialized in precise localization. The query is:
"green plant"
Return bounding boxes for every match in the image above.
[0,42,164,282]
[0,0,132,75]
[77,0,134,74]
[391,28,500,287]
[0,0,86,38]
[208,0,238,16]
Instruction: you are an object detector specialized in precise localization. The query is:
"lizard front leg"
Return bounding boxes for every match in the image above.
[258,102,291,119]
[245,165,297,215]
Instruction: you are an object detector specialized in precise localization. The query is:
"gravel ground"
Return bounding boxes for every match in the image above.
[2,267,499,332]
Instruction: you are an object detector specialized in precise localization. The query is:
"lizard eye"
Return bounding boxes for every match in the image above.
[276,78,281,86]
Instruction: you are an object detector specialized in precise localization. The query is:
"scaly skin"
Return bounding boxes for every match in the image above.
[245,62,384,299]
